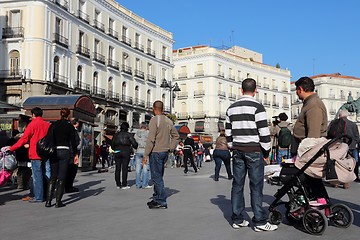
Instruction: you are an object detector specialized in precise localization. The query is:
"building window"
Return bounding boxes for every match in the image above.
[94,39,101,53]
[109,46,114,60]
[53,56,60,76]
[147,90,151,104]
[162,68,167,80]
[9,50,20,75]
[108,77,113,92]
[162,94,166,104]
[93,72,98,88]
[122,82,126,96]
[77,65,82,84]
[9,10,21,28]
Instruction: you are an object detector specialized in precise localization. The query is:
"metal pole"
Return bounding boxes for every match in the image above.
[169,82,173,115]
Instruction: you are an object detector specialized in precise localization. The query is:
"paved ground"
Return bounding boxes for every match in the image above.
[0,162,359,240]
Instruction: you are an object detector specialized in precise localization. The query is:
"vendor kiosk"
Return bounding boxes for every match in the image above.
[22,95,96,171]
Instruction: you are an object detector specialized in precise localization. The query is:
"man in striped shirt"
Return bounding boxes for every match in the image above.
[226,78,277,232]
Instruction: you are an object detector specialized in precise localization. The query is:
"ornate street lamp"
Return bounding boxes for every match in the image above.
[160,79,181,114]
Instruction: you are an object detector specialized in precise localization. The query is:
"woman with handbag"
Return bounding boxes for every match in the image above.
[213,130,232,181]
[45,108,77,208]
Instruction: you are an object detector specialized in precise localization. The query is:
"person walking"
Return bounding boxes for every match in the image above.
[143,100,179,209]
[9,107,50,203]
[100,140,110,169]
[195,141,205,168]
[213,129,232,181]
[111,122,138,189]
[226,78,277,232]
[274,112,292,164]
[134,122,151,189]
[45,108,77,208]
[65,118,81,193]
[183,134,198,174]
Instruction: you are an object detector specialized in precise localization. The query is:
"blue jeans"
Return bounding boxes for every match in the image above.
[196,154,204,168]
[149,152,168,206]
[213,149,232,180]
[31,160,49,202]
[276,149,289,164]
[351,149,359,162]
[135,152,150,188]
[231,150,267,226]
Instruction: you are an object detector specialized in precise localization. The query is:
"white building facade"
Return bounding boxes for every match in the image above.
[0,0,174,138]
[291,73,360,124]
[173,45,291,137]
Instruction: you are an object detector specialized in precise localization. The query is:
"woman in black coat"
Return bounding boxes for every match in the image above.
[111,122,138,189]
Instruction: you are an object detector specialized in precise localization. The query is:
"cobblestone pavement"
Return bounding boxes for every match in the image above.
[1,162,359,240]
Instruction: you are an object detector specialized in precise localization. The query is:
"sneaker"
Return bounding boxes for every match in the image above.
[116,186,121,189]
[143,185,153,189]
[121,186,130,190]
[148,201,167,209]
[232,220,249,229]
[22,196,32,201]
[254,222,278,232]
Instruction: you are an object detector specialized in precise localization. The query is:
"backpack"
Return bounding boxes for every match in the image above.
[327,118,346,139]
[278,126,292,148]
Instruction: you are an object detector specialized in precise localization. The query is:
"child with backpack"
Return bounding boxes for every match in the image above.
[275,113,292,164]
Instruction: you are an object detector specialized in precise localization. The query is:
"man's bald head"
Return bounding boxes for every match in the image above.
[153,100,164,111]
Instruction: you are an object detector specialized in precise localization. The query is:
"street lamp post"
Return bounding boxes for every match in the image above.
[160,79,181,115]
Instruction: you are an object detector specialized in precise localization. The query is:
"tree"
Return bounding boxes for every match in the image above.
[276,63,281,68]
[166,113,177,124]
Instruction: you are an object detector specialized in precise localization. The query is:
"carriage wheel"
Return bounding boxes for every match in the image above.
[330,203,354,228]
[269,210,282,225]
[302,209,327,235]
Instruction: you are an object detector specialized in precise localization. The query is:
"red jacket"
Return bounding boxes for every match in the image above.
[10,117,50,160]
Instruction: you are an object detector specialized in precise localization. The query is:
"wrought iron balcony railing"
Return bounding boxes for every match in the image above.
[147,74,156,84]
[135,70,144,79]
[76,45,90,58]
[108,28,118,39]
[78,10,89,23]
[107,91,119,101]
[146,48,156,57]
[53,73,68,86]
[161,54,170,63]
[92,86,106,98]
[2,27,24,38]
[53,33,68,48]
[121,65,132,75]
[0,69,23,79]
[121,35,131,46]
[93,19,105,32]
[107,59,119,70]
[135,42,144,52]
[93,52,105,65]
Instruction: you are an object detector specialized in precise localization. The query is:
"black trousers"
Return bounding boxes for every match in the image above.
[50,149,70,181]
[114,150,131,187]
[183,150,197,172]
[65,163,78,190]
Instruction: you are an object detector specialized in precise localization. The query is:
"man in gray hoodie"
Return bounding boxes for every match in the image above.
[134,122,151,189]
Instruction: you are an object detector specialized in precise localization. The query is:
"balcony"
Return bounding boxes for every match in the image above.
[53,73,68,87]
[120,95,133,105]
[263,100,270,107]
[134,70,144,79]
[177,113,188,120]
[147,74,156,84]
[76,45,90,58]
[263,84,269,89]
[146,48,156,57]
[93,19,105,32]
[93,52,105,65]
[92,86,106,98]
[218,71,224,78]
[216,112,226,120]
[178,73,187,79]
[107,59,119,70]
[195,70,204,77]
[75,81,91,94]
[105,117,115,126]
[121,65,132,75]
[192,112,206,119]
[121,35,131,46]
[135,42,144,52]
[108,28,118,39]
[53,33,68,48]
[146,101,152,109]
[2,27,24,39]
[218,90,226,97]
[78,10,89,23]
[107,91,119,101]
[53,0,68,11]
[161,54,170,63]
[177,92,188,99]
[0,69,23,79]
[194,90,205,97]
[283,104,289,110]
[229,93,236,100]
[134,98,145,107]
[229,75,235,80]
[272,103,279,108]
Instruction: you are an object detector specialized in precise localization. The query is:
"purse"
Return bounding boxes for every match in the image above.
[36,124,55,160]
[0,151,11,187]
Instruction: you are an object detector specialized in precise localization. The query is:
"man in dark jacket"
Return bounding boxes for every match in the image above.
[111,122,138,189]
[183,134,197,174]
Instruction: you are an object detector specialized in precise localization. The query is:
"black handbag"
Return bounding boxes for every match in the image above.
[36,124,55,160]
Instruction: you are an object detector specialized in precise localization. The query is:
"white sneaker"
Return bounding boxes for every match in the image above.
[232,220,249,229]
[116,186,120,189]
[143,185,153,189]
[254,222,278,232]
[121,186,130,190]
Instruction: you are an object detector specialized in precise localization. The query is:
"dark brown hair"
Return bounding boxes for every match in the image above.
[60,108,70,119]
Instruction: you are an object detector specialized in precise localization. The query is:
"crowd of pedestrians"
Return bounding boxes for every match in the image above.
[1,79,360,233]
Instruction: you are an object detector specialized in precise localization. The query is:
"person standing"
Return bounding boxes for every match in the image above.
[292,76,329,199]
[45,108,77,208]
[226,78,277,232]
[183,134,198,174]
[9,107,50,203]
[195,141,205,168]
[111,122,138,189]
[65,118,81,193]
[100,140,110,169]
[213,129,232,181]
[143,100,179,209]
[274,112,292,164]
[134,122,151,189]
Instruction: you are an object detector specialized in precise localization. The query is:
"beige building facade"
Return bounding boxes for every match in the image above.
[291,73,360,124]
[173,45,291,137]
[0,0,174,138]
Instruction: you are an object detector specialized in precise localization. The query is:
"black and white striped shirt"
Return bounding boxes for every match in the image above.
[225,95,271,155]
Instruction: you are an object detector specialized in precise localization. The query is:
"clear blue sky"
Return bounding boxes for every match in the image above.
[118,0,360,82]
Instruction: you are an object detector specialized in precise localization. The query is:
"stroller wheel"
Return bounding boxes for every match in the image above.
[285,209,302,224]
[303,209,327,235]
[269,210,282,225]
[330,203,354,228]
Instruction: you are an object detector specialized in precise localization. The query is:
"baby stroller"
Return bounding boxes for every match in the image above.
[0,148,17,187]
[267,135,355,235]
